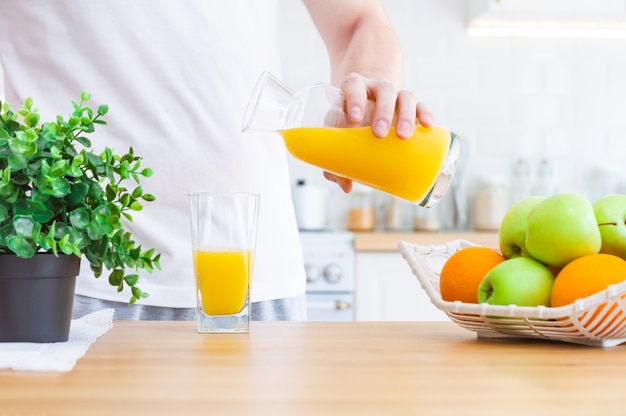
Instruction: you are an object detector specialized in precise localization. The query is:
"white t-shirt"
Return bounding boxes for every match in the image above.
[0,1,306,307]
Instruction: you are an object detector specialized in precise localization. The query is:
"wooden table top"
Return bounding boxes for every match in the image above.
[1,321,625,416]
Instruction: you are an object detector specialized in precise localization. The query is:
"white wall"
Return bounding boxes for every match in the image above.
[277,0,626,231]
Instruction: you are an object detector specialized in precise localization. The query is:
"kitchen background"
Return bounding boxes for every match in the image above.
[277,0,626,232]
[2,1,624,321]
[1,1,624,231]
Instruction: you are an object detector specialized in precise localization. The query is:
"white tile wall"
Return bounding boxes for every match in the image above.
[277,0,626,231]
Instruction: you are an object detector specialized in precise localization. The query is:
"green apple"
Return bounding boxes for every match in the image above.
[525,193,601,268]
[477,257,555,306]
[499,196,545,259]
[593,194,626,260]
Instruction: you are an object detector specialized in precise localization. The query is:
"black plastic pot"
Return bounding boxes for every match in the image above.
[0,253,80,343]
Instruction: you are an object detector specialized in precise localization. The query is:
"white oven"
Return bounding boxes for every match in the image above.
[299,231,355,321]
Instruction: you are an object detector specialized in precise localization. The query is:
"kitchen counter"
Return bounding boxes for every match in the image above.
[353,231,499,251]
[2,321,625,415]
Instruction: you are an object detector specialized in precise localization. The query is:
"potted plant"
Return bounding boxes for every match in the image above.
[0,91,161,342]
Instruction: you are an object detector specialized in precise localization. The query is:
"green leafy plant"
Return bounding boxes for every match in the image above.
[0,91,160,304]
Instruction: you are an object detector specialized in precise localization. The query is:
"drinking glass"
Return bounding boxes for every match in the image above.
[188,192,260,333]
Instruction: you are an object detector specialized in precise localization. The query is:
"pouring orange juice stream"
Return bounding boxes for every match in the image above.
[279,125,451,203]
[194,250,253,316]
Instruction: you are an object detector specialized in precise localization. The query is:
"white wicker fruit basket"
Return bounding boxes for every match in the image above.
[399,239,626,347]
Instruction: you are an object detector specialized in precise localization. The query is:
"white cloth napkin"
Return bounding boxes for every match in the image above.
[0,308,114,372]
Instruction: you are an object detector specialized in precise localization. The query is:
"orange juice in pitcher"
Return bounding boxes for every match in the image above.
[242,71,460,207]
[280,125,451,203]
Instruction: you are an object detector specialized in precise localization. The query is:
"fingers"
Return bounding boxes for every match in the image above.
[342,73,396,138]
[340,73,369,126]
[416,102,434,128]
[340,73,434,139]
[395,90,417,139]
[370,82,397,138]
[323,171,353,193]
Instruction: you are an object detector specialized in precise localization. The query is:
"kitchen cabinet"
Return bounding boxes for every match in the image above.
[354,232,499,321]
[355,251,448,321]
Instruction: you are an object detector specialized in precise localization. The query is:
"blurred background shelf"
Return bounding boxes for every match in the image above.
[353,231,499,251]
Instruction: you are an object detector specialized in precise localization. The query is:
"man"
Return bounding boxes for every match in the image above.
[0,0,432,320]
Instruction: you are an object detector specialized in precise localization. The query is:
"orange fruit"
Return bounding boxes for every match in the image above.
[440,246,506,303]
[550,253,626,307]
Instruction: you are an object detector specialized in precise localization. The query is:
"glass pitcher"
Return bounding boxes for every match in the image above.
[241,71,461,208]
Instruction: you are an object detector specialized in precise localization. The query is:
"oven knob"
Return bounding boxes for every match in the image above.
[336,300,352,310]
[323,263,342,283]
[305,264,321,283]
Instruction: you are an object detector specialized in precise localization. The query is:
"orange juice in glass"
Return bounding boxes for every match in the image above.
[242,71,460,208]
[194,250,253,316]
[188,192,259,334]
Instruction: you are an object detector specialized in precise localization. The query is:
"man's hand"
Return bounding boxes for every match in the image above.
[340,72,434,138]
[324,73,434,193]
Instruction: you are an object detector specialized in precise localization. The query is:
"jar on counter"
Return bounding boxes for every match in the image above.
[473,176,507,232]
[347,184,375,231]
[533,158,557,197]
[413,205,441,232]
[385,196,412,231]
[292,179,329,231]
[587,165,622,202]
[509,158,532,206]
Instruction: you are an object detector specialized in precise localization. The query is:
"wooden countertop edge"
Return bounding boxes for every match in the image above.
[353,231,499,251]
